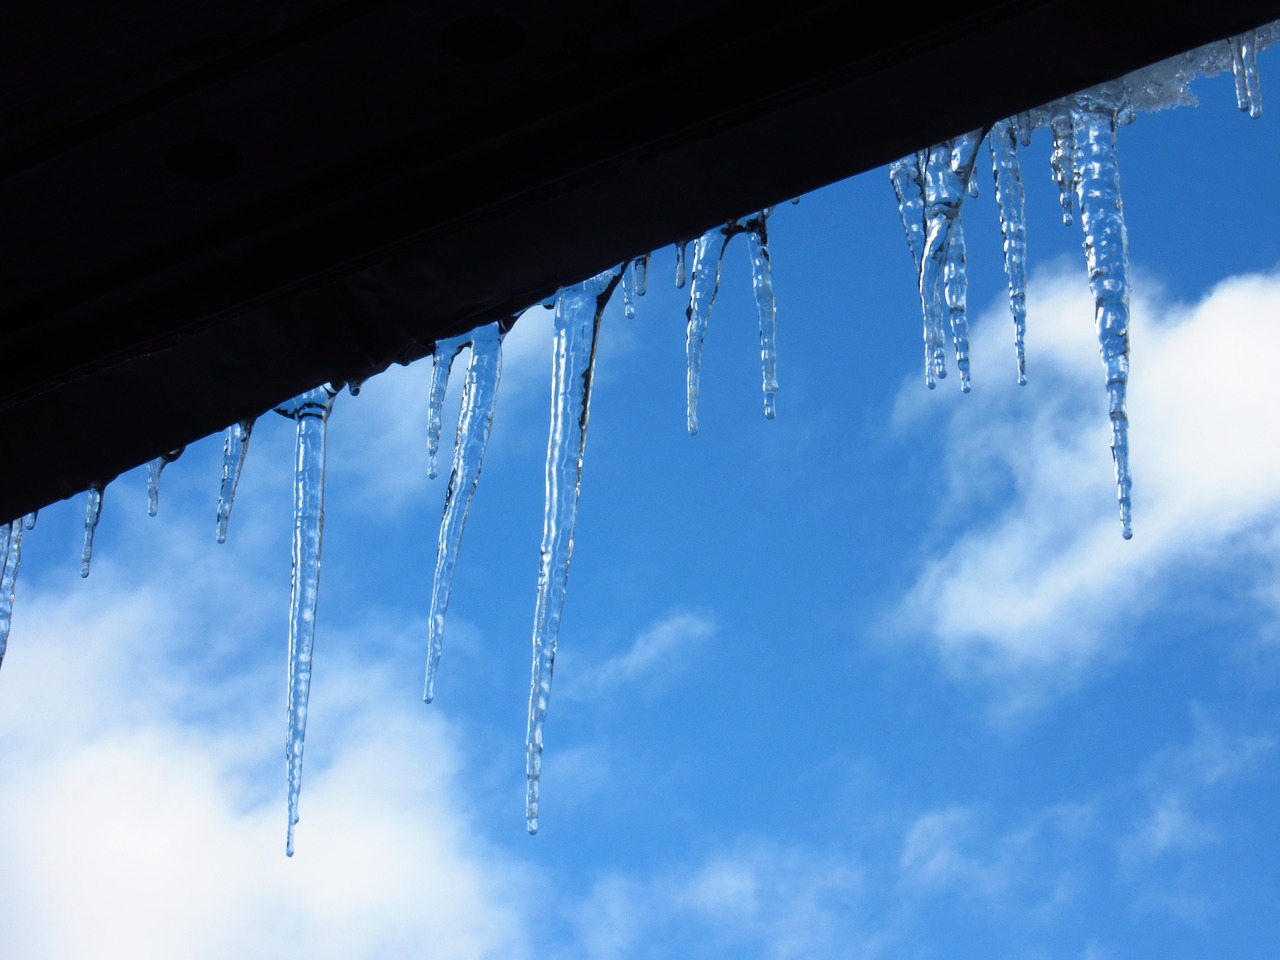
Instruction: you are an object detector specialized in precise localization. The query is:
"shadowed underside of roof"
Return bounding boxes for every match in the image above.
[4,0,1279,521]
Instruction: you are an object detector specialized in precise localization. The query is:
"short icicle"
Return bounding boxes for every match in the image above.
[216,418,255,544]
[426,334,472,481]
[275,384,338,856]
[1049,110,1076,225]
[674,240,690,289]
[743,208,780,418]
[686,214,764,434]
[1072,84,1134,539]
[145,447,185,518]
[81,483,105,578]
[890,152,943,388]
[920,132,983,393]
[424,322,505,704]
[0,517,30,672]
[1230,29,1263,118]
[526,265,622,834]
[989,117,1030,385]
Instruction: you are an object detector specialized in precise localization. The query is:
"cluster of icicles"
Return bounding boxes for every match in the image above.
[0,23,1274,851]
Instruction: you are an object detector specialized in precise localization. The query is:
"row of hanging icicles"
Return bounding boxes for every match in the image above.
[0,24,1272,851]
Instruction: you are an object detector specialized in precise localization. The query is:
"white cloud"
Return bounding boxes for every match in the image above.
[0,524,535,960]
[560,611,716,701]
[890,263,1280,694]
[570,842,865,960]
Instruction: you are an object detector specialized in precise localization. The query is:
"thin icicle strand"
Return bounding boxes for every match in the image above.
[145,447,184,518]
[990,117,1030,385]
[1050,111,1076,225]
[1231,30,1263,117]
[743,209,780,418]
[275,384,338,856]
[81,484,104,578]
[526,265,622,835]
[921,132,983,393]
[1072,86,1134,539]
[217,418,255,544]
[424,322,504,704]
[0,519,25,672]
[426,335,471,480]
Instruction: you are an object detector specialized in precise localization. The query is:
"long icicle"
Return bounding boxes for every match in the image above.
[526,265,622,834]
[1231,29,1264,118]
[275,384,338,856]
[426,335,471,480]
[743,208,780,418]
[1072,85,1134,539]
[424,322,505,704]
[990,117,1030,384]
[216,418,255,544]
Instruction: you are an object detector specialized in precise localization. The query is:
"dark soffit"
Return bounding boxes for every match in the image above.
[3,0,1279,521]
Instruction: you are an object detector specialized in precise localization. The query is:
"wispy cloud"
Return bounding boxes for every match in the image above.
[559,610,716,701]
[889,263,1280,701]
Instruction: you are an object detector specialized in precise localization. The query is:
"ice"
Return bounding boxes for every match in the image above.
[685,209,777,433]
[80,484,104,578]
[273,384,339,856]
[526,265,622,834]
[1232,29,1264,117]
[1049,112,1076,226]
[0,517,30,672]
[426,333,472,481]
[216,418,255,544]
[424,321,504,704]
[1072,84,1134,539]
[744,210,780,419]
[674,240,690,289]
[145,447,184,518]
[920,132,983,393]
[989,117,1030,385]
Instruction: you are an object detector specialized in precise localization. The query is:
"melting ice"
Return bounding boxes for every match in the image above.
[2,18,1277,849]
[274,384,338,856]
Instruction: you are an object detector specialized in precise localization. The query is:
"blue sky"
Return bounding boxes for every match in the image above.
[4,47,1280,960]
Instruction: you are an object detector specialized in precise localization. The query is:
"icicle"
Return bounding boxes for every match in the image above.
[347,379,364,397]
[743,208,780,418]
[274,384,338,856]
[674,240,690,289]
[24,511,36,531]
[424,322,504,704]
[1072,85,1134,539]
[0,519,24,672]
[426,334,471,481]
[633,254,649,297]
[920,132,983,393]
[145,447,184,518]
[526,265,622,834]
[1049,110,1076,225]
[1016,110,1033,146]
[890,152,943,388]
[1230,30,1263,118]
[990,118,1030,385]
[685,223,733,434]
[80,484,105,578]
[622,260,639,319]
[216,418,255,544]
